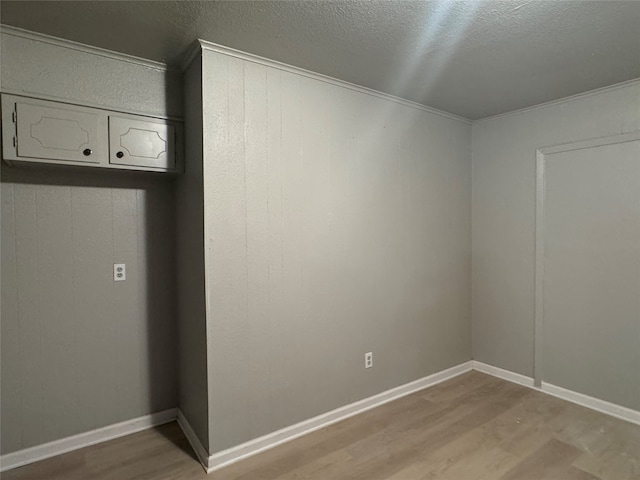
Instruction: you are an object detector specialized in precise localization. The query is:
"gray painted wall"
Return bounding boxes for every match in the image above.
[201,48,472,453]
[0,166,178,453]
[472,81,640,392]
[176,56,210,451]
[0,30,180,454]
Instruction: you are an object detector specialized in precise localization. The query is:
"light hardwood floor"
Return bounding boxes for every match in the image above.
[3,372,639,480]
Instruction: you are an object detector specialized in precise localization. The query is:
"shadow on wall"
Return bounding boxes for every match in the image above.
[0,162,179,454]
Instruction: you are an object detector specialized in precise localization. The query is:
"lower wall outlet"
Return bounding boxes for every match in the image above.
[113,263,126,281]
[365,352,373,368]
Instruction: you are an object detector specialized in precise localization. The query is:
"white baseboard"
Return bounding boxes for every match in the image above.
[0,362,474,474]
[205,361,474,472]
[473,360,640,426]
[472,360,535,388]
[541,382,640,426]
[6,361,637,474]
[176,409,210,472]
[204,361,640,473]
[0,408,177,473]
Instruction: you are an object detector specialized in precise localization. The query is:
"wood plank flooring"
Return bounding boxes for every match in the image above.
[3,372,639,479]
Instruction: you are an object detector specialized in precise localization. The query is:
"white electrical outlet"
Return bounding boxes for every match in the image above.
[114,263,126,281]
[365,352,373,369]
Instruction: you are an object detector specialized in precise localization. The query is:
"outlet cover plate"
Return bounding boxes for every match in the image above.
[114,263,126,281]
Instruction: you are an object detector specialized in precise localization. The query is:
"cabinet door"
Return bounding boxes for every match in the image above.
[15,102,102,164]
[109,116,175,170]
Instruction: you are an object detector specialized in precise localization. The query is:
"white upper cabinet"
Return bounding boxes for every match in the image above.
[109,115,175,170]
[2,94,183,173]
[16,102,103,164]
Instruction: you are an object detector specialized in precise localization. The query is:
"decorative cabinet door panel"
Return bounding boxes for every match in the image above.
[16,102,101,163]
[2,94,180,173]
[109,116,175,170]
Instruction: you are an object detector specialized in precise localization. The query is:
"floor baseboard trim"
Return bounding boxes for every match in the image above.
[541,382,640,426]
[206,360,474,472]
[176,409,210,472]
[6,361,636,474]
[0,408,177,473]
[473,360,640,426]
[472,361,535,388]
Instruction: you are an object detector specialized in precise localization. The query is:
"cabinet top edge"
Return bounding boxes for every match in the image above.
[1,92,184,124]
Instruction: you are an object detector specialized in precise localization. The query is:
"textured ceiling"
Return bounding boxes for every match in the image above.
[1,0,639,119]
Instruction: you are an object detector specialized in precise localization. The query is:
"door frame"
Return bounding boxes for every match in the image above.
[534,130,640,387]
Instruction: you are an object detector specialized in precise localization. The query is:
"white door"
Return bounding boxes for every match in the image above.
[16,102,101,164]
[542,137,640,410]
[109,115,175,170]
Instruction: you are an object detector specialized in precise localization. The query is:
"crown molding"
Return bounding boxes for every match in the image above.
[4,24,636,126]
[475,77,640,124]
[0,24,175,72]
[195,39,471,125]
